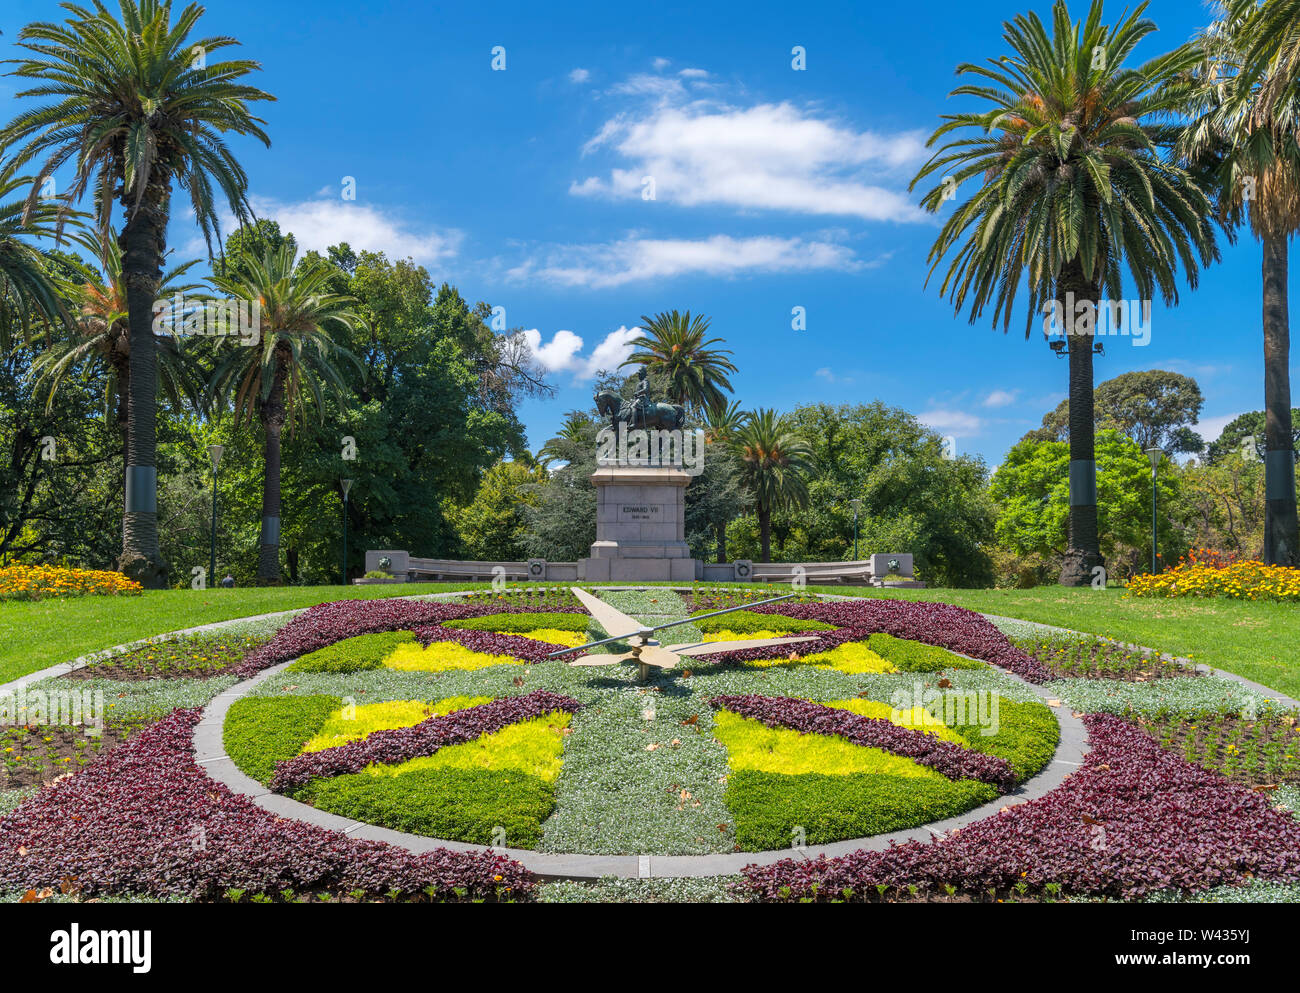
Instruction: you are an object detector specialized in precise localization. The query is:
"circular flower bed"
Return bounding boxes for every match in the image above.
[221,590,1059,855]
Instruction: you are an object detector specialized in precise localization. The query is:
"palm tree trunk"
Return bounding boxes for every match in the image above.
[257,366,288,584]
[116,182,172,589]
[1262,234,1299,566]
[1058,268,1105,587]
[758,504,772,563]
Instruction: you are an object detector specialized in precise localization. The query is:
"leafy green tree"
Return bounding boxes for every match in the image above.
[522,419,599,561]
[623,310,736,411]
[1205,409,1300,464]
[728,402,995,586]
[448,460,545,560]
[911,0,1218,586]
[209,246,365,582]
[1179,0,1300,564]
[991,429,1184,577]
[732,409,811,563]
[1,0,274,587]
[1029,370,1207,454]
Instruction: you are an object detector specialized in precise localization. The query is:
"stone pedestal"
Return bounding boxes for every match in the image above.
[578,466,699,582]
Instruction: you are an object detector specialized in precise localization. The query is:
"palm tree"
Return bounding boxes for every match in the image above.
[538,410,593,467]
[623,310,737,411]
[699,399,749,561]
[1,0,274,588]
[1178,0,1300,566]
[209,246,365,583]
[732,408,811,563]
[32,231,205,453]
[0,164,72,347]
[910,0,1218,585]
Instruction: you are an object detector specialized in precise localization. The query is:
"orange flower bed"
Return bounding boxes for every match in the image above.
[1125,549,1300,603]
[0,564,143,601]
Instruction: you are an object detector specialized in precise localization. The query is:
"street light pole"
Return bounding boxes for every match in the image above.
[207,445,224,586]
[341,479,353,586]
[849,498,864,560]
[1145,448,1163,574]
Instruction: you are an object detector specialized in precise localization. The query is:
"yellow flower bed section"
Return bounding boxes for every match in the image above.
[702,629,791,642]
[371,712,572,782]
[0,564,142,601]
[301,696,491,753]
[802,642,899,674]
[1126,557,1300,602]
[712,711,942,779]
[823,698,969,745]
[382,642,523,672]
[512,629,588,647]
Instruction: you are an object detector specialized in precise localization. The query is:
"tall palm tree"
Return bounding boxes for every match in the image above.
[209,246,365,583]
[910,0,1218,585]
[32,231,205,451]
[1178,0,1300,566]
[0,164,73,347]
[700,399,749,562]
[623,310,737,411]
[732,408,811,563]
[1,0,274,588]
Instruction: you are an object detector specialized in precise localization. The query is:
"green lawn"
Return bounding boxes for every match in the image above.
[0,582,1296,698]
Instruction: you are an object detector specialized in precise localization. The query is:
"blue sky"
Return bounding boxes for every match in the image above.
[2,0,1273,466]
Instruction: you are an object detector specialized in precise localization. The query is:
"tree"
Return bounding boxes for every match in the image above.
[1,0,274,587]
[1179,0,1300,565]
[991,429,1184,578]
[447,460,544,561]
[622,310,736,411]
[538,411,594,467]
[694,399,749,561]
[32,233,205,459]
[0,164,72,348]
[911,0,1218,586]
[1029,370,1207,453]
[522,419,599,562]
[1204,409,1300,463]
[209,246,365,582]
[732,408,811,563]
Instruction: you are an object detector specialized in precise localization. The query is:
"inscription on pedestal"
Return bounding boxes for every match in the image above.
[618,504,662,522]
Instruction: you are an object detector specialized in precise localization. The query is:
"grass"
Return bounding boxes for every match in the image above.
[1,582,1297,700]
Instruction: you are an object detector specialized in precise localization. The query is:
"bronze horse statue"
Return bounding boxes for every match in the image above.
[594,389,686,431]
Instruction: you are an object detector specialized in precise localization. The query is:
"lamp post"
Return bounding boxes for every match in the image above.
[207,445,224,586]
[849,498,864,561]
[1145,448,1163,574]
[340,479,353,586]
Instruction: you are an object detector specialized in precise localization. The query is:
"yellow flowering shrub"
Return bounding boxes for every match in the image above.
[0,564,143,601]
[1125,551,1300,603]
[374,713,572,782]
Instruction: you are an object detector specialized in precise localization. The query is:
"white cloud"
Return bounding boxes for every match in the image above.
[521,325,641,381]
[816,367,853,385]
[678,68,709,79]
[983,389,1019,408]
[569,68,590,84]
[651,57,671,70]
[247,195,461,264]
[572,89,928,222]
[918,409,985,436]
[1197,412,1246,446]
[509,234,860,288]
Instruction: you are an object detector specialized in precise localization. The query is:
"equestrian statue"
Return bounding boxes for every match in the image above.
[594,368,686,431]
